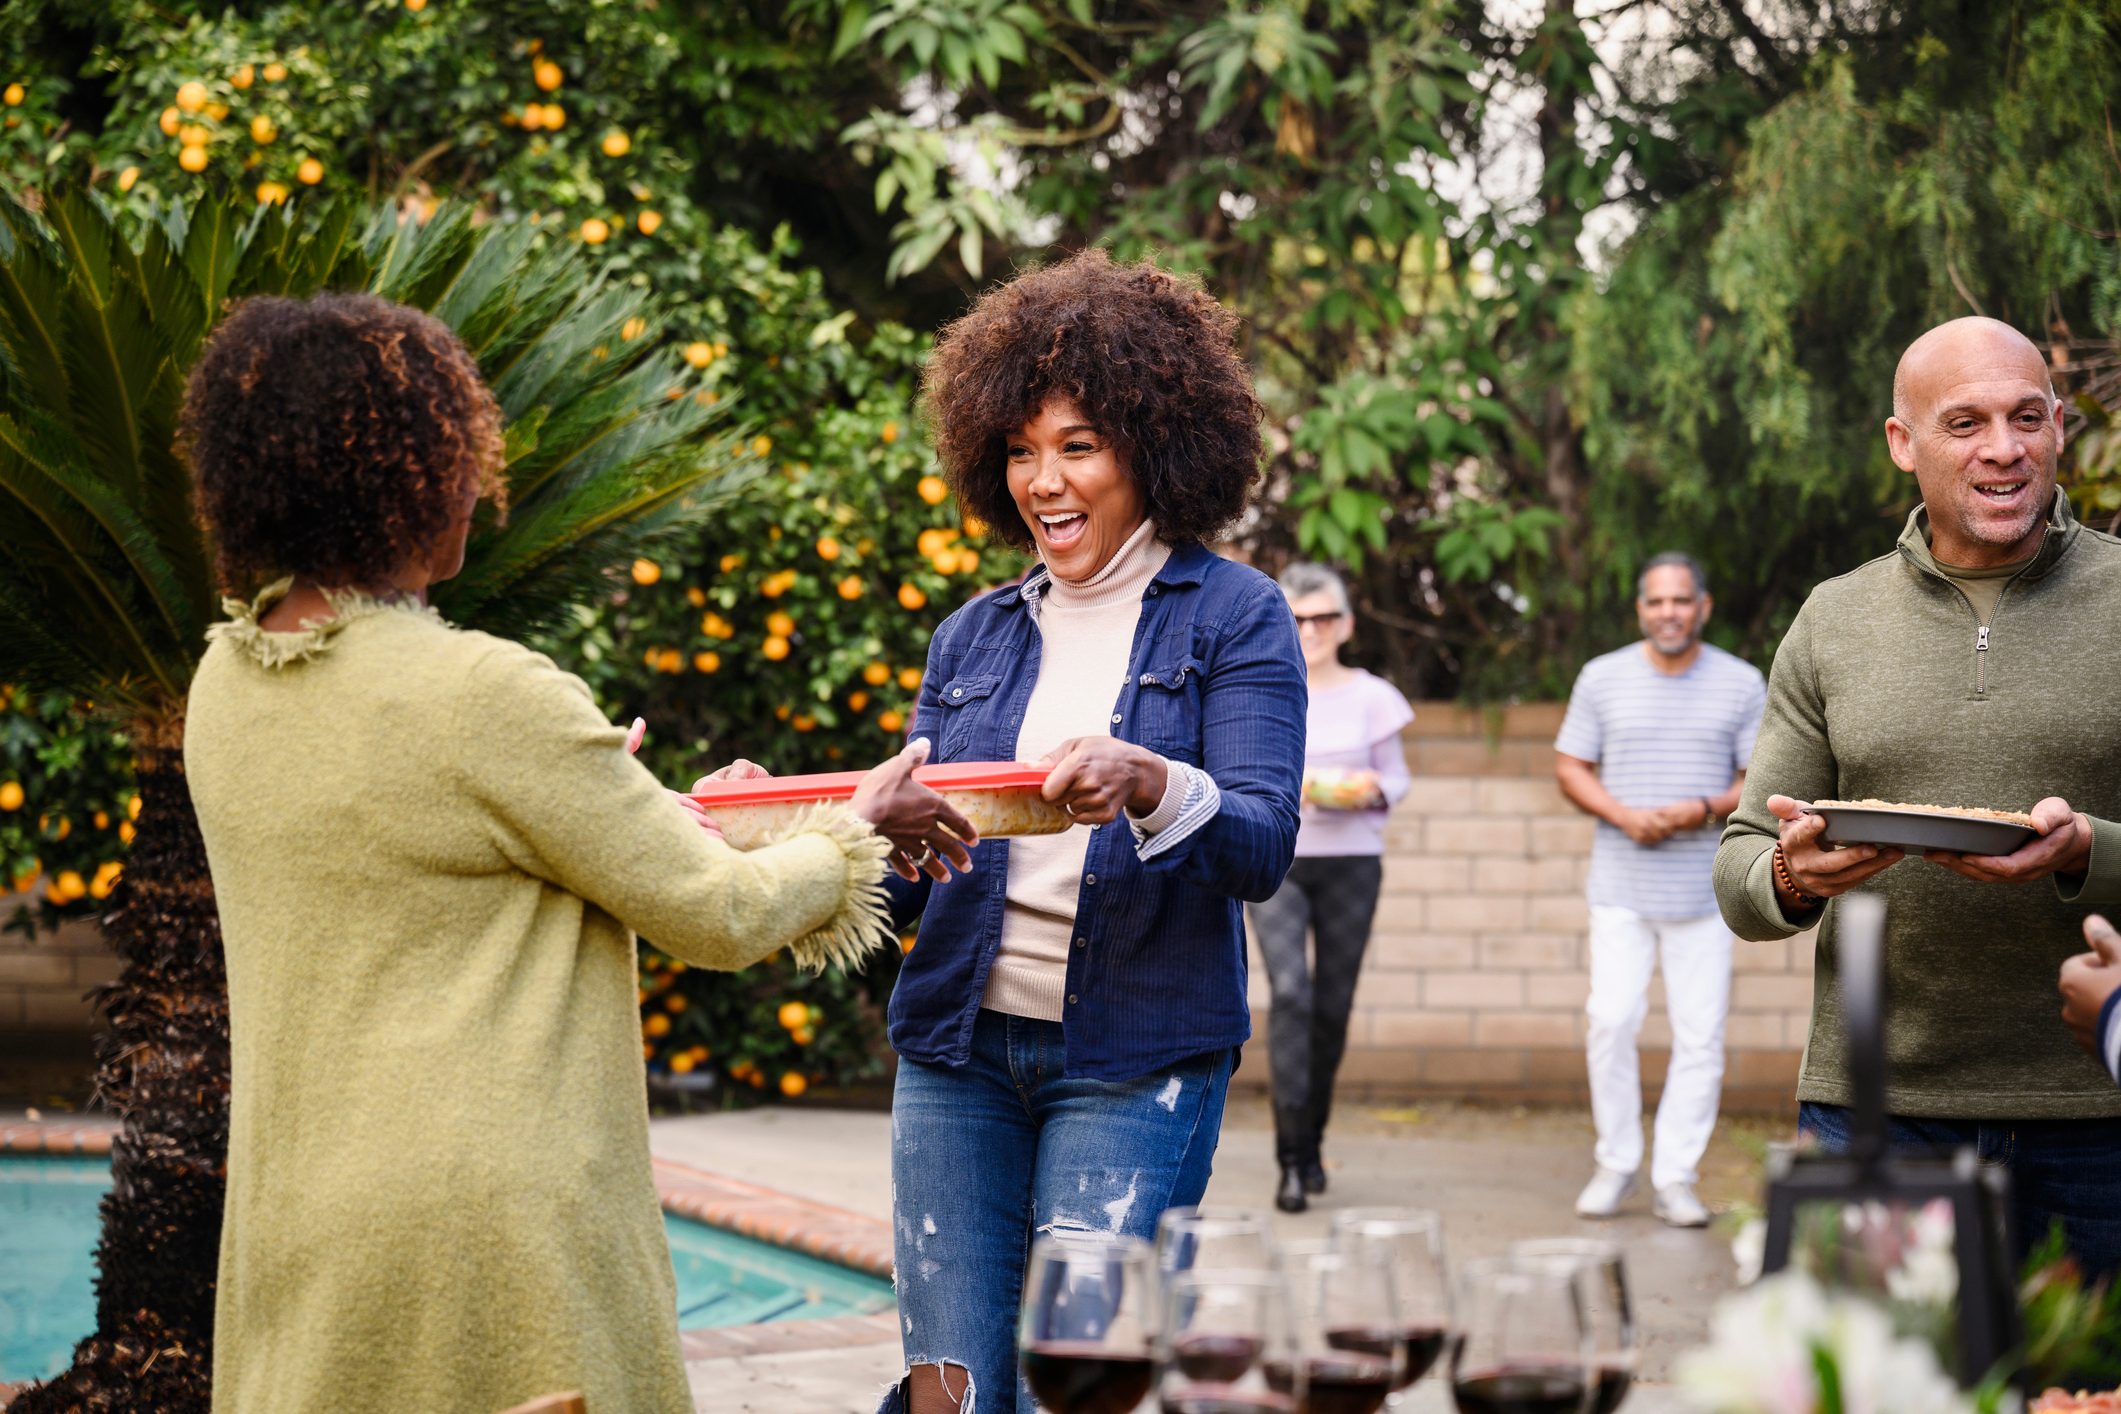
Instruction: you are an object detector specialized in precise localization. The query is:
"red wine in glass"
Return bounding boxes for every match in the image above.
[1021,1341,1156,1414]
[1174,1331,1268,1383]
[1265,1355,1394,1414]
[1591,1361,1632,1414]
[1400,1326,1451,1387]
[1450,1363,1590,1414]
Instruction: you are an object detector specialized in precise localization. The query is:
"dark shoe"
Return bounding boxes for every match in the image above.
[1275,1165,1308,1213]
[1301,1160,1328,1196]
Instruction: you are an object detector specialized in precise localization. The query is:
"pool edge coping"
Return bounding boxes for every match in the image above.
[0,1120,900,1379]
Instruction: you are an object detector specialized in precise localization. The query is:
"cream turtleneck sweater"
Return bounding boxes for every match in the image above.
[981,518,1176,1020]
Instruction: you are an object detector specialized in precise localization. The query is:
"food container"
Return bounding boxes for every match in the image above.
[1799,800,2038,857]
[690,761,1071,851]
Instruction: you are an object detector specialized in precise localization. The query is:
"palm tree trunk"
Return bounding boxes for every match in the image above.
[14,709,227,1414]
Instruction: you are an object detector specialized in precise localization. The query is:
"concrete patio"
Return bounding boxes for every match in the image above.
[659,1092,1774,1412]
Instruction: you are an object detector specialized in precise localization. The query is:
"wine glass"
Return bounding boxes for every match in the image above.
[1331,1208,1454,1401]
[1159,1269,1299,1413]
[1449,1256,1592,1414]
[1277,1239,1402,1414]
[1156,1206,1279,1283]
[1020,1232,1159,1414]
[1510,1240,1634,1414]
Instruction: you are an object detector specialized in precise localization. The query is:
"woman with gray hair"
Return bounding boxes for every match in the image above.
[1252,563,1415,1211]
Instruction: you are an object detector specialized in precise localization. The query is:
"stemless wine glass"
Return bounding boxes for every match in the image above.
[1158,1269,1299,1413]
[1510,1240,1634,1414]
[1278,1239,1402,1414]
[1020,1232,1159,1414]
[1157,1206,1279,1283]
[1449,1256,1593,1414]
[1331,1208,1454,1402]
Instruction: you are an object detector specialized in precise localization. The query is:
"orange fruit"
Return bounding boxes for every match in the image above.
[580,217,610,245]
[0,83,18,107]
[177,123,209,146]
[93,811,109,830]
[53,870,85,902]
[956,548,982,575]
[254,181,289,205]
[175,81,208,113]
[878,709,906,733]
[684,341,713,368]
[765,611,795,638]
[900,933,917,954]
[540,104,566,130]
[792,715,816,732]
[862,661,890,686]
[777,1001,808,1030]
[897,583,927,611]
[520,103,545,131]
[837,575,863,600]
[636,209,662,235]
[127,795,142,820]
[752,435,774,457]
[659,649,684,674]
[534,59,564,92]
[296,157,323,184]
[406,0,427,9]
[232,65,254,89]
[917,475,948,506]
[0,781,21,811]
[692,651,721,674]
[644,1042,656,1060]
[792,1026,815,1046]
[779,1072,807,1098]
[118,821,135,844]
[159,106,181,136]
[601,130,630,157]
[50,816,69,841]
[701,612,734,639]
[622,316,648,341]
[262,62,287,82]
[178,145,209,173]
[930,552,957,575]
[896,667,921,691]
[774,703,792,721]
[962,514,989,537]
[684,586,706,607]
[750,1072,766,1089]
[847,690,870,713]
[761,634,791,661]
[669,1052,695,1074]
[664,993,687,1013]
[881,421,899,444]
[719,554,742,573]
[630,558,660,585]
[644,1013,672,1038]
[815,535,841,561]
[249,113,276,143]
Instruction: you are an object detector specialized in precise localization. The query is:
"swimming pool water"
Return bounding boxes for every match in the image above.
[0,1155,892,1384]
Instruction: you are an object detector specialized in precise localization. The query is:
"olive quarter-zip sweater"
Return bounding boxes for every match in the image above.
[1714,492,2121,1119]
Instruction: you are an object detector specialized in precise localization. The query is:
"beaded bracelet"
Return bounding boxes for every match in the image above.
[1773,844,1824,910]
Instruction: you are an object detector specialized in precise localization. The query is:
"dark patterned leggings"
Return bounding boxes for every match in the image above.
[1250,855,1385,1167]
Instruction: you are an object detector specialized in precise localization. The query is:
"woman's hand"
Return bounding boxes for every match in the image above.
[850,739,979,882]
[1041,737,1169,825]
[625,716,731,839]
[2060,914,2121,1057]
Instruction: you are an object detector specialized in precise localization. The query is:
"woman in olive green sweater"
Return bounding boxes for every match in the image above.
[179,293,973,1414]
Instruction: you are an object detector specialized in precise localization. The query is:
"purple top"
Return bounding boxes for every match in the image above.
[1295,669,1415,858]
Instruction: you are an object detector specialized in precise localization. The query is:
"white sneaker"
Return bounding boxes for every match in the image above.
[1653,1182,1711,1228]
[1574,1166,1638,1218]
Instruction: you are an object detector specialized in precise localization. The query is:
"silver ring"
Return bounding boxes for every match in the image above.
[1064,803,1076,816]
[912,845,935,865]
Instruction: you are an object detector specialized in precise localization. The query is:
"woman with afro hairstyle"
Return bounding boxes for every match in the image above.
[878,250,1306,1414]
[180,292,971,1414]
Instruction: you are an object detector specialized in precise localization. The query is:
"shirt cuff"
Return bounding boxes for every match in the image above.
[2057,815,2121,908]
[1129,758,1221,861]
[2102,986,2121,1087]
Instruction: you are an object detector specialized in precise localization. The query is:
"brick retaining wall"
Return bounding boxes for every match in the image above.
[0,705,1818,1113]
[1235,702,1815,1115]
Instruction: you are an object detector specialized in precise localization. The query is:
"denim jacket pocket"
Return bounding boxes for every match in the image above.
[934,673,1004,759]
[1131,656,1207,762]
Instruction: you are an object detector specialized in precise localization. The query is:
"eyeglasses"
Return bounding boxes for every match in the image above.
[1293,612,1348,629]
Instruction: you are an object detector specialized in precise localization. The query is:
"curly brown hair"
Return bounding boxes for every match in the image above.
[921,248,1263,548]
[180,292,507,591]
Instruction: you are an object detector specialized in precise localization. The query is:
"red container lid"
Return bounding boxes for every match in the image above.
[689,761,1051,808]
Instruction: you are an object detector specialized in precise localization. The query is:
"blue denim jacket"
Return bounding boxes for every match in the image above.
[884,541,1306,1082]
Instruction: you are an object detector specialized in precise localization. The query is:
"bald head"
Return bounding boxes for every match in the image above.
[1892,316,2054,424]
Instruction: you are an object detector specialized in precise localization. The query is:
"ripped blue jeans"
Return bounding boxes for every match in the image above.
[881,1007,1234,1414]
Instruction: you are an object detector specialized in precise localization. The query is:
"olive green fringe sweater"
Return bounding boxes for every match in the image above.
[185,585,890,1414]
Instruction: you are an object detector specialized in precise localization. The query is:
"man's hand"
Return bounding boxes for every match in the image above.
[2059,914,2121,1056]
[1041,737,1169,825]
[1766,794,1904,906]
[850,738,979,882]
[1617,807,1676,847]
[1929,797,2093,885]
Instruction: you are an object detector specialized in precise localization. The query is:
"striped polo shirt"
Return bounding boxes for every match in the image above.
[1556,642,1766,920]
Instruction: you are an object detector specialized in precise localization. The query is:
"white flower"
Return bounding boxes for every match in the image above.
[1732,1218,1767,1286]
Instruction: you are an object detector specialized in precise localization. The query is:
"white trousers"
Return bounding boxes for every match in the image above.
[1584,905,1732,1190]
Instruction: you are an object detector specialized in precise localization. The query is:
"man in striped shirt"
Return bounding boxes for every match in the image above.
[1555,553,1767,1227]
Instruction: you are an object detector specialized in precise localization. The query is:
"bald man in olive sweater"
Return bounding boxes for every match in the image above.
[1714,317,2121,1278]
